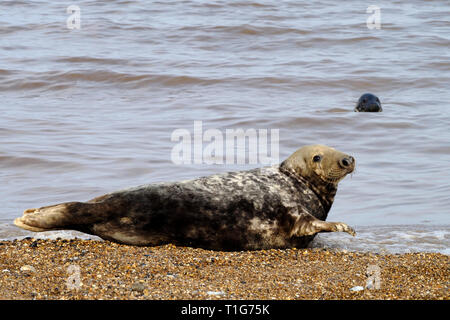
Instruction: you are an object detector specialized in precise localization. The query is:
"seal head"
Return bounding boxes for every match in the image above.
[354,93,382,112]
[280,145,355,211]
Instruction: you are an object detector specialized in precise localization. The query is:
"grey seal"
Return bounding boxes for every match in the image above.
[14,145,356,250]
[355,93,382,112]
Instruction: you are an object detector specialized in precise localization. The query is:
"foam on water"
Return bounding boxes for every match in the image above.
[1,220,448,254]
[0,221,100,241]
[311,225,450,255]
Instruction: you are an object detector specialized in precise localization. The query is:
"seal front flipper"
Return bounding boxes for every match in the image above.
[14,202,104,232]
[291,213,356,237]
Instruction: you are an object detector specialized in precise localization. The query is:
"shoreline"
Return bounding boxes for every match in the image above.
[0,238,448,300]
[2,223,448,255]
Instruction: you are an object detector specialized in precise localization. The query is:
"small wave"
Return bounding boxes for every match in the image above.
[53,56,130,66]
[225,1,274,8]
[179,24,312,36]
[0,22,62,36]
[0,69,14,75]
[420,145,450,155]
[2,69,438,91]
[237,25,310,36]
[311,225,449,254]
[0,0,36,6]
[0,71,221,91]
[1,70,307,91]
[0,80,50,90]
[297,35,381,46]
[0,25,29,36]
[0,155,81,170]
[0,221,101,241]
[194,1,273,9]
[323,108,349,113]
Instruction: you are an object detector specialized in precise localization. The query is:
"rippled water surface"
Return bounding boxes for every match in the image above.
[1,1,449,253]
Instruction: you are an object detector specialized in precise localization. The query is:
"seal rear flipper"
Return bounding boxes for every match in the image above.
[291,213,356,237]
[14,202,103,232]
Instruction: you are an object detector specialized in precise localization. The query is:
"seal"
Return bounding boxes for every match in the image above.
[14,145,356,250]
[354,93,382,112]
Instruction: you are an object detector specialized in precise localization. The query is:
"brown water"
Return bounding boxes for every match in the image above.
[1,1,449,253]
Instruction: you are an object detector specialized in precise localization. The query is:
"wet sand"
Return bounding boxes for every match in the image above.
[0,238,448,300]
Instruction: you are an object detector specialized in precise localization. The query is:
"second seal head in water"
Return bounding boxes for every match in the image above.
[14,144,356,250]
[354,93,382,112]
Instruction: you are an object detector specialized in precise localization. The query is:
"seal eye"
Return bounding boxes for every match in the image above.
[313,155,322,162]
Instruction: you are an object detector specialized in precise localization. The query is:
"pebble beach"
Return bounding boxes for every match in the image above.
[0,238,448,300]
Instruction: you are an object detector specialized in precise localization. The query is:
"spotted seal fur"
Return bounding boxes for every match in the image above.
[14,145,356,250]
